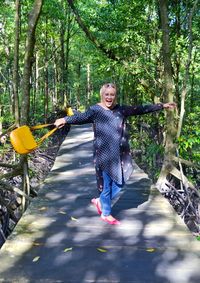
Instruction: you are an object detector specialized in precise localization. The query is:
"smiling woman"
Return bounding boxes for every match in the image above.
[54,83,176,226]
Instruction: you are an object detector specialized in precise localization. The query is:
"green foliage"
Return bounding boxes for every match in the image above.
[178,106,200,164]
[129,111,165,180]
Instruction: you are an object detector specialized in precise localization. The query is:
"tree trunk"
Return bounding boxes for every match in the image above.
[76,63,81,108]
[0,105,3,139]
[32,50,39,116]
[173,0,181,106]
[20,0,43,125]
[64,8,73,107]
[44,17,49,122]
[190,49,197,111]
[59,21,65,107]
[86,63,91,107]
[44,64,49,122]
[20,0,43,211]
[155,1,200,235]
[13,0,21,127]
[53,58,58,110]
[176,0,198,139]
[157,0,177,186]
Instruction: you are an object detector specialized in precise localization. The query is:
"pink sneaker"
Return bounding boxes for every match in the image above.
[101,215,121,225]
[91,198,102,215]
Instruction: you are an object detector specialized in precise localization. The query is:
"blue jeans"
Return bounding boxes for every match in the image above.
[100,171,124,216]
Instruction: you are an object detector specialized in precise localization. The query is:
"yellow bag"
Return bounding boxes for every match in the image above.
[10,124,57,155]
[66,107,74,116]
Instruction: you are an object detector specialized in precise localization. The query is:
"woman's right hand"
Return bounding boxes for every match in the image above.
[54,118,66,128]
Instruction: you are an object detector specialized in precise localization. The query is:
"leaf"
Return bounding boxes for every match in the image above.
[146,248,156,252]
[59,210,67,215]
[71,216,78,221]
[97,248,107,253]
[196,236,200,241]
[32,256,40,262]
[33,242,43,246]
[64,247,73,252]
[38,207,47,211]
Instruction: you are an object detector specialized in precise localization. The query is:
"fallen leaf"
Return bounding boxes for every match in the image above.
[146,248,156,252]
[97,248,107,253]
[71,216,78,221]
[38,207,47,211]
[64,247,73,252]
[32,256,40,262]
[33,242,43,246]
[59,211,67,215]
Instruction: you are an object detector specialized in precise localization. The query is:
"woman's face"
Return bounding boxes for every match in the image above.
[101,88,117,109]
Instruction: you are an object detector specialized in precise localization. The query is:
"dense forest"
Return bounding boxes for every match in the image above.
[0,0,200,244]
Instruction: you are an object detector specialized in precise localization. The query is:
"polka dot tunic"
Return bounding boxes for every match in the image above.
[64,103,163,192]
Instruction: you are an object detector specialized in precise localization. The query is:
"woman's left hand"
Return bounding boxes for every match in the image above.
[163,102,177,109]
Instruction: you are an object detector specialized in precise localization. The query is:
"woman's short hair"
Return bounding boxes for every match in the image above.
[100,83,117,96]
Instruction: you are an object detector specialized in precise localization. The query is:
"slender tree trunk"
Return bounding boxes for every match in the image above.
[13,0,21,127]
[64,8,73,107]
[51,39,58,110]
[190,49,197,111]
[53,59,58,110]
[0,105,3,139]
[76,62,81,108]
[44,17,49,122]
[176,0,198,139]
[20,0,43,125]
[174,0,181,106]
[44,64,49,122]
[20,0,43,211]
[59,15,65,107]
[32,50,39,115]
[157,0,177,185]
[86,63,91,107]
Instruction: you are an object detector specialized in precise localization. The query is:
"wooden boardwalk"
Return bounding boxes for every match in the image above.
[0,124,200,283]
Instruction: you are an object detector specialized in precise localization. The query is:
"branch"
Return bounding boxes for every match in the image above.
[0,196,18,223]
[0,163,19,169]
[0,180,32,201]
[66,0,119,61]
[170,166,195,190]
[0,167,22,179]
[172,156,200,169]
[0,124,16,139]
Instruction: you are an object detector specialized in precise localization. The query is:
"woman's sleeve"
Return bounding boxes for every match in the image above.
[64,107,95,124]
[122,103,164,117]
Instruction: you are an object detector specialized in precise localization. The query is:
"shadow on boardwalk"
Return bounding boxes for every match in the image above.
[0,125,200,283]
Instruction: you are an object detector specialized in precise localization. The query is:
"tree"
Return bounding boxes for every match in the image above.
[20,0,43,125]
[156,0,200,235]
[156,0,177,187]
[20,0,43,210]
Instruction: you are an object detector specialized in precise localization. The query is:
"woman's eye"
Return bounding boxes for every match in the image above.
[105,93,115,97]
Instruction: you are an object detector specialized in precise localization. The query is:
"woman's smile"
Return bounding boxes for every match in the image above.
[101,89,117,109]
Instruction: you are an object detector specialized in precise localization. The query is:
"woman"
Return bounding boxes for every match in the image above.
[54,83,176,225]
